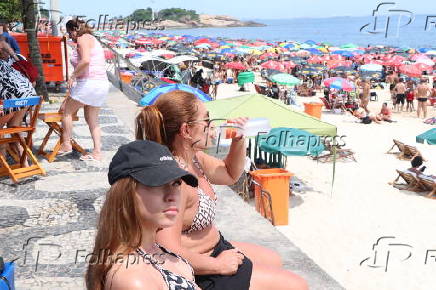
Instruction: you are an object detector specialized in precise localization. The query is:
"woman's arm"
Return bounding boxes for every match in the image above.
[195,137,245,185]
[71,35,92,80]
[156,184,221,275]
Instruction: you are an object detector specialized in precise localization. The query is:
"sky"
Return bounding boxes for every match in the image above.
[56,0,436,20]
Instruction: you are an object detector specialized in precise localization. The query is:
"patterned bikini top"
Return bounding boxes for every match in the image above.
[136,244,197,290]
[182,157,217,234]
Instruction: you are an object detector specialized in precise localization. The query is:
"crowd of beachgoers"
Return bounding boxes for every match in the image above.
[96,30,436,122]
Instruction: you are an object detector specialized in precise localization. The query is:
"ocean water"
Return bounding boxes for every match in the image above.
[154,15,436,48]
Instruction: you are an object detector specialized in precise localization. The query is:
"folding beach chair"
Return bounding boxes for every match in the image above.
[37,108,86,162]
[403,145,423,161]
[386,139,409,159]
[416,176,436,199]
[370,91,378,101]
[312,141,356,163]
[0,96,46,183]
[319,97,333,110]
[391,170,426,192]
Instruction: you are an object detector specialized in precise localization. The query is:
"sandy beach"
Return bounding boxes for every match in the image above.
[214,81,436,290]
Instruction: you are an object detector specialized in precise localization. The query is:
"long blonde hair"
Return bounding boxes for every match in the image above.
[85,177,143,290]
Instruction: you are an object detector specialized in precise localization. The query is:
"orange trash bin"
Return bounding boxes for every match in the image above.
[304,102,323,119]
[120,72,134,84]
[250,168,293,226]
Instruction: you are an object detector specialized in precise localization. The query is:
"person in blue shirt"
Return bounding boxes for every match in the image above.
[0,22,20,54]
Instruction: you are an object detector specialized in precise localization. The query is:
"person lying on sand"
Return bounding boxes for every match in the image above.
[348,107,381,124]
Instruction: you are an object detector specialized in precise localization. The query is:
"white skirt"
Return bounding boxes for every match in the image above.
[70,79,109,107]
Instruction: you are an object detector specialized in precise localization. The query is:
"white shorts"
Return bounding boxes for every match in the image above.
[70,79,109,107]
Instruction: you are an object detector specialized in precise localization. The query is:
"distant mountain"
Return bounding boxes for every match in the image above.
[160,14,266,29]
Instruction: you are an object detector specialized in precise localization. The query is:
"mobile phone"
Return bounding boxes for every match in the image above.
[420,166,426,172]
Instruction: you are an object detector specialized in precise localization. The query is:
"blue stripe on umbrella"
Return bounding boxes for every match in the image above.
[139,84,213,106]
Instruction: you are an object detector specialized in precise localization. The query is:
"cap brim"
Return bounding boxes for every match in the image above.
[130,165,198,187]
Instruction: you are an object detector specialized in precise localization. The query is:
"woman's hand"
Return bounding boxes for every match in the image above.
[67,75,76,89]
[226,117,249,141]
[214,248,244,275]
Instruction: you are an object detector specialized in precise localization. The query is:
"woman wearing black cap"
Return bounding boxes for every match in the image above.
[86,140,200,290]
[135,91,307,290]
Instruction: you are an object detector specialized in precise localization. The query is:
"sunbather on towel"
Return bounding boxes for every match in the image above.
[349,107,381,124]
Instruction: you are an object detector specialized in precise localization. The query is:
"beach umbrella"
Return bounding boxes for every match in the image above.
[296,50,311,57]
[225,62,246,70]
[333,66,355,73]
[360,64,383,71]
[139,84,212,106]
[323,77,344,86]
[415,58,435,66]
[305,40,317,46]
[259,128,325,156]
[261,60,285,71]
[196,43,211,49]
[341,43,358,49]
[305,48,322,55]
[270,73,301,86]
[416,128,436,145]
[260,52,279,60]
[399,65,423,77]
[329,79,355,91]
[237,71,255,86]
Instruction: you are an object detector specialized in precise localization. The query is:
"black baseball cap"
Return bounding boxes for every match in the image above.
[108,140,198,187]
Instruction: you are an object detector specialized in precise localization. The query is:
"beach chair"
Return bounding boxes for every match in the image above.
[403,145,423,160]
[416,176,436,199]
[319,97,333,110]
[391,170,426,192]
[37,109,87,162]
[386,139,406,158]
[370,91,378,102]
[0,96,46,183]
[312,141,356,163]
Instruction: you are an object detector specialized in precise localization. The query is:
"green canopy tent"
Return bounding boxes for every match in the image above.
[205,94,338,194]
[205,94,337,137]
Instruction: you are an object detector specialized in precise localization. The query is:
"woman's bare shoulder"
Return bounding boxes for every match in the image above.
[105,262,162,290]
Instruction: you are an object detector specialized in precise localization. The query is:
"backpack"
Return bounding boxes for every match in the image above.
[12,56,39,83]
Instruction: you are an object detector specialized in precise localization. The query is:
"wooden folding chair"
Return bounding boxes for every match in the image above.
[0,96,46,183]
[403,145,423,161]
[386,139,405,155]
[37,109,86,162]
[417,176,436,199]
[392,170,426,192]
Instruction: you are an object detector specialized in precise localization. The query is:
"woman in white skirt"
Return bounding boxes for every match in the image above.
[60,18,109,161]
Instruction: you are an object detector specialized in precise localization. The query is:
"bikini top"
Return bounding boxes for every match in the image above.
[136,244,196,290]
[182,157,217,234]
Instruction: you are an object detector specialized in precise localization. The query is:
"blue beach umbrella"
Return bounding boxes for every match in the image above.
[139,84,213,106]
[305,48,322,55]
[305,40,317,46]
